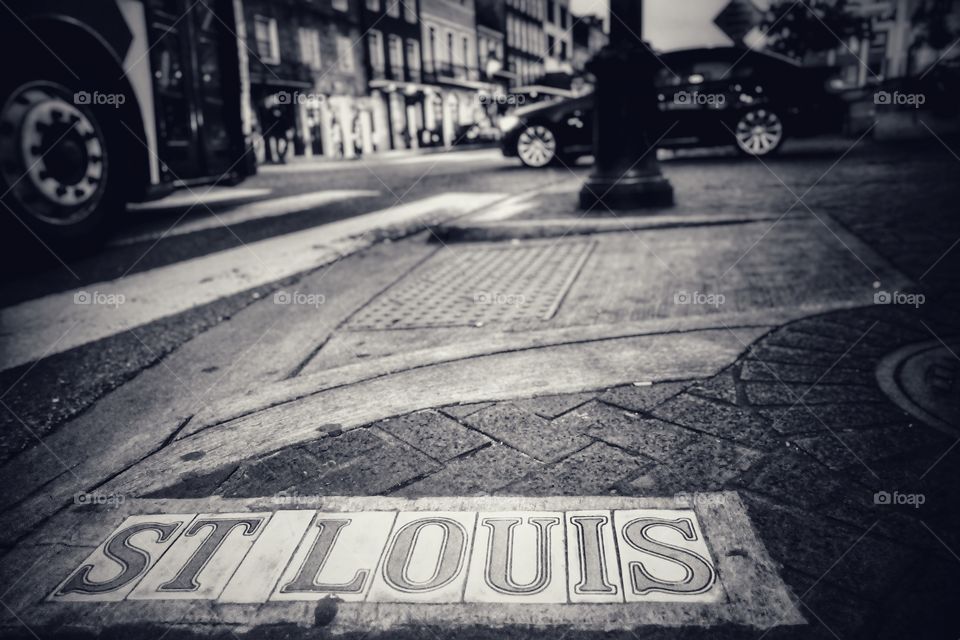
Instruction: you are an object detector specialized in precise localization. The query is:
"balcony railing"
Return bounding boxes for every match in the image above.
[369,65,421,84]
[422,63,481,84]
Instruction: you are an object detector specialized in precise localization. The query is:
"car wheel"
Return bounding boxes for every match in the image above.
[516,125,558,168]
[733,108,784,157]
[0,80,120,253]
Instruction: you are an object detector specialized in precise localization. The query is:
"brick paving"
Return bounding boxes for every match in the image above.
[156,303,960,639]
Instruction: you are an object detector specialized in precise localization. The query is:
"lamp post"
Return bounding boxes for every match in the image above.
[578,0,674,210]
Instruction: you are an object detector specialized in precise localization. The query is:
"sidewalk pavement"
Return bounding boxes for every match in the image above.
[168,306,959,640]
[260,143,500,170]
[2,141,959,639]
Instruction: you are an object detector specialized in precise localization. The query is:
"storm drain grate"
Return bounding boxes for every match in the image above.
[349,240,595,329]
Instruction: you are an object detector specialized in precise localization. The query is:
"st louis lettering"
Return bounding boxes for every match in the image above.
[620,517,716,596]
[569,514,617,596]
[281,518,369,594]
[56,521,183,596]
[382,517,467,593]
[158,518,263,592]
[482,516,559,595]
[53,509,721,602]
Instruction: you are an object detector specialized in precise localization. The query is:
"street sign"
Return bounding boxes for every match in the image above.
[713,0,765,45]
[27,495,804,632]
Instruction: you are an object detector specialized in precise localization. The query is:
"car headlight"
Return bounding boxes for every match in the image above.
[498,115,520,133]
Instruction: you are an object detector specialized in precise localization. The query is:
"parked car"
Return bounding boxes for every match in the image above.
[500,47,845,167]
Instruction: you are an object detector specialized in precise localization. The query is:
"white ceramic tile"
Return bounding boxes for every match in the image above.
[612,509,721,603]
[129,512,269,600]
[565,511,624,603]
[366,511,476,603]
[272,511,396,602]
[49,514,194,602]
[464,511,567,604]
[219,510,316,603]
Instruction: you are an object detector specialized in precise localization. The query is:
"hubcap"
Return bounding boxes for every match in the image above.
[734,109,783,156]
[0,82,106,225]
[517,126,557,168]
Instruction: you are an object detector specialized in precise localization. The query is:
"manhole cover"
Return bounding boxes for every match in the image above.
[876,339,960,435]
[349,241,595,329]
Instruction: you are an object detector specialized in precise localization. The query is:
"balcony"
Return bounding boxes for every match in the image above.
[423,63,481,84]
[369,65,421,86]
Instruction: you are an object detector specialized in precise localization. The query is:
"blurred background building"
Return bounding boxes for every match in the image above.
[243,0,369,163]
[240,0,608,162]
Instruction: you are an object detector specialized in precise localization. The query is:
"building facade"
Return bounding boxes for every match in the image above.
[496,0,547,87]
[362,0,425,151]
[543,0,573,73]
[419,0,490,146]
[243,0,371,162]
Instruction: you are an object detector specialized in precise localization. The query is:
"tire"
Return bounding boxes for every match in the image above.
[516,124,559,168]
[732,108,785,157]
[0,77,124,255]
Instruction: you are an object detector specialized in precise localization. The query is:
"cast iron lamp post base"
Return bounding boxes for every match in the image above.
[579,0,674,211]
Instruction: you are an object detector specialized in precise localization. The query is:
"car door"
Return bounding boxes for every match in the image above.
[658,51,742,144]
[559,103,592,155]
[654,55,696,142]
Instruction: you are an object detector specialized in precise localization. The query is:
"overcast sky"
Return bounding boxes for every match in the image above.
[570,0,771,51]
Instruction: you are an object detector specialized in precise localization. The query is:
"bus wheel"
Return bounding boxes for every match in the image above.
[0,80,119,253]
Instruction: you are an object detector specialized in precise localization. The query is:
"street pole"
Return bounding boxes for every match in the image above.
[578,0,674,210]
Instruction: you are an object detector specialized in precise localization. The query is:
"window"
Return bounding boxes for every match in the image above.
[298,28,321,70]
[428,26,437,70]
[560,6,568,28]
[253,16,280,65]
[547,0,556,22]
[368,30,385,71]
[388,34,403,73]
[547,34,555,55]
[386,0,400,18]
[337,35,355,72]
[403,0,416,23]
[406,39,420,70]
[560,40,567,60]
[462,36,470,67]
[688,60,733,83]
[332,0,348,11]
[446,32,454,65]
[366,0,380,9]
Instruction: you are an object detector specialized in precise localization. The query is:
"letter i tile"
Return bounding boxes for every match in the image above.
[565,511,624,603]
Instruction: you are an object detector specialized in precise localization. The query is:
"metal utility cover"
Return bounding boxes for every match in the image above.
[349,241,595,329]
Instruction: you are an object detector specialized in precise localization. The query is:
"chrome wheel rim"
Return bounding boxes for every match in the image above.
[0,82,107,225]
[516,125,557,167]
[734,109,783,156]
